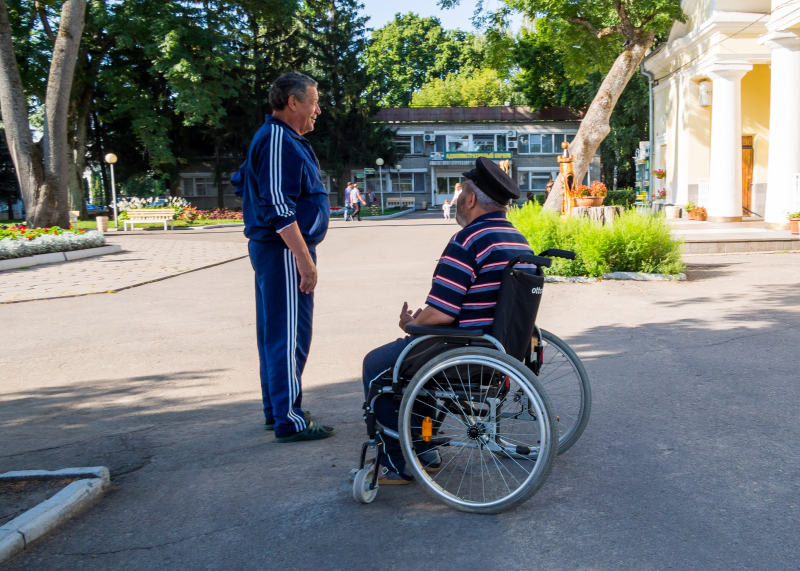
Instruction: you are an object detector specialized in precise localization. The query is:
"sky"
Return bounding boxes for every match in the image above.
[358,0,524,33]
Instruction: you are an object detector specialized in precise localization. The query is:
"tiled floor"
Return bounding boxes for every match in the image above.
[0,230,248,303]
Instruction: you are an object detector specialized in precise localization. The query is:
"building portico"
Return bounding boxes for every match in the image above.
[644,0,800,229]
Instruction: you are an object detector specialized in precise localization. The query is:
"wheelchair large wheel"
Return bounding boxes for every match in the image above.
[538,330,592,455]
[398,347,557,514]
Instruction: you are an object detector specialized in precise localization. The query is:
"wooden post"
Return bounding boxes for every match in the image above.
[558,142,577,218]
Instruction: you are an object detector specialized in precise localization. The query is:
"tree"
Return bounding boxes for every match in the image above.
[412,68,520,107]
[302,0,399,205]
[442,0,684,211]
[363,13,483,107]
[0,0,86,228]
[513,29,648,187]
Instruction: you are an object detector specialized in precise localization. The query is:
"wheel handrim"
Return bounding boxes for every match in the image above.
[400,355,553,510]
[539,333,587,450]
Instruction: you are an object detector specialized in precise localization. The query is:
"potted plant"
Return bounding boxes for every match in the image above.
[653,189,667,204]
[572,181,607,207]
[689,206,708,222]
[788,211,800,235]
[653,168,666,180]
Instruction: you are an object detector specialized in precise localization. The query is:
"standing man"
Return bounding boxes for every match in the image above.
[238,72,335,443]
[343,182,354,221]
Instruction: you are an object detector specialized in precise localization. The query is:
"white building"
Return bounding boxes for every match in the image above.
[643,0,800,227]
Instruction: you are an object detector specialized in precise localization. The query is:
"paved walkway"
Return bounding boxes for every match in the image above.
[2,215,800,569]
[0,228,248,303]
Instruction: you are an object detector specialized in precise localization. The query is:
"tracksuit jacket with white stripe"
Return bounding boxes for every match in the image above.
[232,116,330,246]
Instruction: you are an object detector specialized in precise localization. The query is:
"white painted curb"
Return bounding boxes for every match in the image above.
[545,272,686,283]
[0,245,121,272]
[195,223,245,230]
[0,467,110,565]
[332,207,415,222]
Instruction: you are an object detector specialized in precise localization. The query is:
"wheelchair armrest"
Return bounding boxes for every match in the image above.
[405,324,485,337]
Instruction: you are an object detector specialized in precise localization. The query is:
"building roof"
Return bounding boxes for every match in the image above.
[373,106,584,124]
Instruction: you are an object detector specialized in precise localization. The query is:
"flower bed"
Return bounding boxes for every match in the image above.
[508,202,685,277]
[196,209,244,221]
[0,225,105,260]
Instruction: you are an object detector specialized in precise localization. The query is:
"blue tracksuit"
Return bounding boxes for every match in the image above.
[234,115,330,436]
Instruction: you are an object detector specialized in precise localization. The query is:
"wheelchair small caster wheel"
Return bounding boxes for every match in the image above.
[348,468,359,481]
[352,467,378,504]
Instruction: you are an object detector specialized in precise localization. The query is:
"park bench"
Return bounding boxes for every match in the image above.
[123,208,176,231]
[385,197,415,209]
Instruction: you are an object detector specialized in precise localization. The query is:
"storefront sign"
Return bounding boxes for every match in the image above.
[363,168,376,174]
[429,151,513,161]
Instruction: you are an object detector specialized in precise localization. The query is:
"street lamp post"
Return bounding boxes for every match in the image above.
[105,153,119,228]
[395,164,403,210]
[376,158,385,214]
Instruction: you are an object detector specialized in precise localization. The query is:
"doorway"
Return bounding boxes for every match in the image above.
[435,175,465,206]
[742,136,754,215]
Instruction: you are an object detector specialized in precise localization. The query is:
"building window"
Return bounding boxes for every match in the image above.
[181,176,217,197]
[518,172,556,192]
[395,135,425,155]
[385,172,426,193]
[496,134,507,152]
[447,135,470,152]
[472,134,495,152]
[516,133,575,155]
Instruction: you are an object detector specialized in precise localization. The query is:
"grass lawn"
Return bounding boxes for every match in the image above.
[2,219,243,230]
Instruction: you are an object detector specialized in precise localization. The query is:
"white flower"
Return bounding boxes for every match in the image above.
[0,230,106,260]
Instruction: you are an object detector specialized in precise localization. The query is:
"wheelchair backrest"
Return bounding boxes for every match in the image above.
[490,255,545,362]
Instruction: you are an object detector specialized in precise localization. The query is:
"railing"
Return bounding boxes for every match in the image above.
[698,178,711,207]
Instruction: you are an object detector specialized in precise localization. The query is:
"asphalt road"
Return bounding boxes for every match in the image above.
[1,216,799,570]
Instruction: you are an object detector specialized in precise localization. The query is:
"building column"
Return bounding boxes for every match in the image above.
[706,64,751,222]
[761,32,800,229]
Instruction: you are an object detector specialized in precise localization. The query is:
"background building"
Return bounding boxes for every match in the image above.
[357,106,600,209]
[643,0,800,227]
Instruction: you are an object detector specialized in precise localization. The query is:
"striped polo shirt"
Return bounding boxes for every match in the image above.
[426,212,537,328]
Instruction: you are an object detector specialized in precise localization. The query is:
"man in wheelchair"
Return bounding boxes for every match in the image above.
[361,157,539,484]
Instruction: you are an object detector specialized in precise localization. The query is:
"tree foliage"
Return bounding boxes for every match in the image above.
[363,12,484,107]
[411,68,520,107]
[303,0,399,203]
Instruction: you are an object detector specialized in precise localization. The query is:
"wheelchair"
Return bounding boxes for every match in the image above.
[351,249,592,514]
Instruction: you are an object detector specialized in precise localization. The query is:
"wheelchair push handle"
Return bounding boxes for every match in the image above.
[506,254,552,269]
[538,248,577,260]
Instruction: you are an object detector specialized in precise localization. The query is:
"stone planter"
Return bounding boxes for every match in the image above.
[96,216,109,231]
[575,196,604,207]
[689,211,707,221]
[664,206,681,219]
[790,218,800,235]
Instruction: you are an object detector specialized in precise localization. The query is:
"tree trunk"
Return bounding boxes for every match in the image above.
[0,0,45,221]
[215,141,224,210]
[0,0,86,228]
[67,84,92,219]
[41,0,87,228]
[543,34,653,213]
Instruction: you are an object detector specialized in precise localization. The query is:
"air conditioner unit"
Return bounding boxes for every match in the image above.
[507,141,519,149]
[423,134,435,142]
[506,130,517,138]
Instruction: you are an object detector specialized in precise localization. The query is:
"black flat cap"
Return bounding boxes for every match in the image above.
[462,157,520,204]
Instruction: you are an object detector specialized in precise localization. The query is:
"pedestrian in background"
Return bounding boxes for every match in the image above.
[442,199,451,220]
[235,72,335,443]
[351,184,366,222]
[343,183,354,221]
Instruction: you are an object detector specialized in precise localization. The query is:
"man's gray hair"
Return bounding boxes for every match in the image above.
[269,73,318,111]
[472,185,510,213]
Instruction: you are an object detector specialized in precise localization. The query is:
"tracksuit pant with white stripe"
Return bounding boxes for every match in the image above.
[250,239,313,436]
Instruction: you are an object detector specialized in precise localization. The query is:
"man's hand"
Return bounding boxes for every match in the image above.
[278,221,317,294]
[296,254,317,294]
[399,302,422,332]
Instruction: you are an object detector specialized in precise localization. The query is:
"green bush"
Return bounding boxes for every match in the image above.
[507,201,685,277]
[606,188,637,208]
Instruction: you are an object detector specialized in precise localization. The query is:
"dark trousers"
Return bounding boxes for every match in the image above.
[250,240,314,436]
[362,337,437,474]
[352,202,361,221]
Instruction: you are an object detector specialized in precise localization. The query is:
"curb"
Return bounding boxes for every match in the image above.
[0,467,110,566]
[194,223,244,230]
[0,245,122,272]
[545,272,686,283]
[603,271,687,281]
